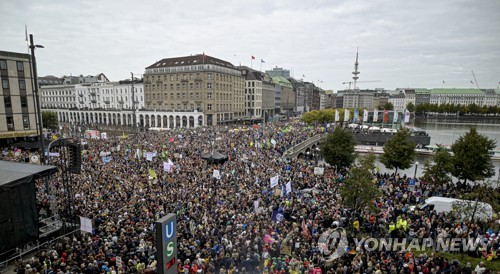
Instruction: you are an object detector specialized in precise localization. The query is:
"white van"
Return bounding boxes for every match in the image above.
[424,196,493,221]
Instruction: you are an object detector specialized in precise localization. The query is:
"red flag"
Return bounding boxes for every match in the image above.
[383,110,389,123]
[251,56,255,60]
[169,137,174,143]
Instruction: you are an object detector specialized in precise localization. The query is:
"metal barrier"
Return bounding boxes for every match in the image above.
[0,229,80,273]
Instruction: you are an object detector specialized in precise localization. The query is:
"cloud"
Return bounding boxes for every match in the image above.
[1,0,499,90]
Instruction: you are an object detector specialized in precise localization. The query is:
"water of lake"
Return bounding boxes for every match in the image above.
[374,117,500,184]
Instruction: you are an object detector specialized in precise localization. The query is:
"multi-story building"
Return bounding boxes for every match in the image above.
[272,76,295,115]
[288,78,305,113]
[403,89,416,108]
[0,50,38,142]
[389,91,406,112]
[41,83,78,109]
[239,67,263,119]
[415,89,431,105]
[265,67,290,78]
[342,90,375,109]
[144,54,245,126]
[74,80,144,110]
[373,91,390,109]
[429,88,486,106]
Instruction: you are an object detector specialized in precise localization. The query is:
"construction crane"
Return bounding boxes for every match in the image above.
[342,80,381,90]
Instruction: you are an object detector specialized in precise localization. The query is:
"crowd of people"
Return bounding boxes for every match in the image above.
[1,120,498,273]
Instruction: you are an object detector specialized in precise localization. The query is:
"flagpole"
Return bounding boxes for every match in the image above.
[260,61,262,72]
[251,57,253,69]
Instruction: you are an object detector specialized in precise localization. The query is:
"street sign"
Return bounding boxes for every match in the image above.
[155,213,177,274]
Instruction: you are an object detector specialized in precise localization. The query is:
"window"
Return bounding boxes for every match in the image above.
[2,79,9,89]
[19,80,26,90]
[207,73,212,80]
[6,117,14,131]
[16,61,24,71]
[20,96,28,108]
[23,116,30,129]
[207,83,212,89]
[207,92,212,99]
[0,60,6,70]
[4,96,11,108]
[207,104,212,110]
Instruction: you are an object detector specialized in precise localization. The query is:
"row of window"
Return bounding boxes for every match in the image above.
[0,60,25,72]
[3,95,29,108]
[146,64,241,77]
[5,116,30,131]
[2,79,27,90]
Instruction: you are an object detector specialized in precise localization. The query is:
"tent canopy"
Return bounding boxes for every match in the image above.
[0,161,58,190]
[201,151,228,164]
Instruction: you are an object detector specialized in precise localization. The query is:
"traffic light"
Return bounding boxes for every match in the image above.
[68,143,81,174]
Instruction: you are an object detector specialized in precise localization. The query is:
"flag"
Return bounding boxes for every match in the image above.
[404,109,410,123]
[470,80,474,84]
[148,169,157,179]
[353,109,359,123]
[213,169,221,180]
[344,109,350,122]
[302,74,305,78]
[442,80,445,84]
[363,109,369,122]
[373,109,378,122]
[335,109,340,122]
[122,132,126,139]
[102,156,112,163]
[383,110,389,123]
[270,175,279,188]
[271,208,285,222]
[251,55,255,60]
[393,111,399,123]
[261,59,265,63]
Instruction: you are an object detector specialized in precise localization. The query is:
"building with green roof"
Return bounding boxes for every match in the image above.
[272,76,295,114]
[429,88,496,106]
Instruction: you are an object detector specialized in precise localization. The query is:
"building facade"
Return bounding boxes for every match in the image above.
[389,92,406,112]
[429,88,486,106]
[415,89,431,105]
[144,54,245,126]
[0,50,37,141]
[342,90,375,109]
[272,76,295,115]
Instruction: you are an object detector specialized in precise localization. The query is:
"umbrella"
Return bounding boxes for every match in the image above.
[201,150,228,164]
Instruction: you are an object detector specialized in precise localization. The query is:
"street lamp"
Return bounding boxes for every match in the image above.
[29,34,45,164]
[414,161,419,179]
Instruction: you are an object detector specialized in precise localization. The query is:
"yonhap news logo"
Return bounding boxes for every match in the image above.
[318,228,488,262]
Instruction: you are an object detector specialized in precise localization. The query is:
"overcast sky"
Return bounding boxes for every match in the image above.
[1,0,499,91]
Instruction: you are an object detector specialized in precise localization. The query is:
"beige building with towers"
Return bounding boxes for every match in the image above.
[144,54,245,126]
[0,50,38,143]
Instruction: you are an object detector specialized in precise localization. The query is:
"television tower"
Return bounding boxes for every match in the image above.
[352,49,360,90]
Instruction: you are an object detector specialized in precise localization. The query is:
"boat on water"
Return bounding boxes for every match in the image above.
[415,145,500,160]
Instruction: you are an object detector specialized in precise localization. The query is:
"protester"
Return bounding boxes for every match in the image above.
[1,120,498,273]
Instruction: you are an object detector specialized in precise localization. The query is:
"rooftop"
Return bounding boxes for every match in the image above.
[430,88,484,95]
[272,76,293,88]
[146,54,236,70]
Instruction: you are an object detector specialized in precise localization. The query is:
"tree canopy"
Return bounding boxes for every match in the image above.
[340,153,380,212]
[450,128,496,183]
[421,145,453,186]
[380,129,416,174]
[42,111,59,130]
[320,127,356,172]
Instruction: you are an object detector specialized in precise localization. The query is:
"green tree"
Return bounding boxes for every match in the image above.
[451,128,496,184]
[383,102,394,111]
[380,129,416,174]
[42,111,58,130]
[320,127,356,172]
[421,146,453,186]
[406,102,415,113]
[340,153,381,212]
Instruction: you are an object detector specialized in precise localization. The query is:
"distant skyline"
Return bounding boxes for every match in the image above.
[1,0,499,90]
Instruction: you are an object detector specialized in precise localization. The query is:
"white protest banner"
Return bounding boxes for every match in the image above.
[270,175,279,188]
[146,153,153,161]
[314,167,324,175]
[80,216,93,233]
[286,181,292,195]
[213,170,221,180]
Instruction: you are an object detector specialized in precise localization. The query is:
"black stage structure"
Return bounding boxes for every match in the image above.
[0,161,57,255]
